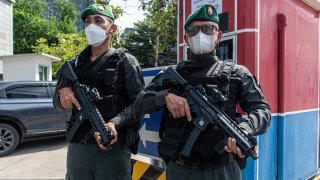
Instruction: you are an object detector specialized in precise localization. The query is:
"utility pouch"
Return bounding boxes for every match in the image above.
[158,128,185,163]
[105,68,116,87]
[96,95,115,119]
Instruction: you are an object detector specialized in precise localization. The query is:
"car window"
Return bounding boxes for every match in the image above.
[6,86,49,99]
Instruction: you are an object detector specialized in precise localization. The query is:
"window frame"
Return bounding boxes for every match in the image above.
[4,83,51,99]
[39,65,49,81]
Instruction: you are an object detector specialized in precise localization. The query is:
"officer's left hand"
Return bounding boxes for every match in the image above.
[94,122,118,151]
[224,137,246,158]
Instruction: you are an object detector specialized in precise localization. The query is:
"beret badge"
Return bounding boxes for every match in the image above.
[207,5,213,17]
[97,5,105,12]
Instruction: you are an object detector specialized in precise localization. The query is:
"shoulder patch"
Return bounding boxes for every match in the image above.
[233,64,251,77]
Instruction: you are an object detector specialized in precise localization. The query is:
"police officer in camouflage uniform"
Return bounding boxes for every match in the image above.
[53,4,144,180]
[97,4,271,180]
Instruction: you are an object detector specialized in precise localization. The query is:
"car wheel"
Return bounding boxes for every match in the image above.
[0,123,19,157]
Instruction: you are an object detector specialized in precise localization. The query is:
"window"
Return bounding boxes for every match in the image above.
[39,65,48,81]
[216,39,233,61]
[6,86,49,99]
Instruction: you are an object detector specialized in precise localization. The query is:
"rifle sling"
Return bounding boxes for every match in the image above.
[86,48,116,79]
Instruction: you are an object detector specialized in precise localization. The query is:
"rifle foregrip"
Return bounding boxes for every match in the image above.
[180,128,202,157]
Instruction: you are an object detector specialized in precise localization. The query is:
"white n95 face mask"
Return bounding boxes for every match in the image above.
[85,24,109,46]
[188,32,217,54]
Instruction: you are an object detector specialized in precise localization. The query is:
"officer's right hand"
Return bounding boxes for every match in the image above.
[165,93,192,121]
[58,87,81,110]
[59,87,81,110]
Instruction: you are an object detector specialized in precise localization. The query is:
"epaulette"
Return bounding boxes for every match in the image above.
[176,60,191,75]
[112,47,128,62]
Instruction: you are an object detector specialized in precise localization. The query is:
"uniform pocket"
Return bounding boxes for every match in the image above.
[105,69,115,86]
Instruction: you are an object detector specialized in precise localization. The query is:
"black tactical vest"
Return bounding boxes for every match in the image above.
[70,48,140,153]
[74,48,126,120]
[158,59,236,162]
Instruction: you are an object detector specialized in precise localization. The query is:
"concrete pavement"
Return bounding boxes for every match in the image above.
[0,137,67,180]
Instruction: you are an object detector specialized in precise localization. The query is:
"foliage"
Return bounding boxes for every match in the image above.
[48,0,78,34]
[30,3,125,77]
[32,33,87,78]
[133,0,177,67]
[109,5,124,48]
[13,0,78,54]
[122,21,156,67]
[122,20,176,68]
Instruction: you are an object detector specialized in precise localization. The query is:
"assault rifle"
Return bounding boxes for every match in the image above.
[57,62,115,149]
[163,66,258,159]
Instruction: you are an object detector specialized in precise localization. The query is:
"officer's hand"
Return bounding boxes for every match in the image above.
[58,87,81,110]
[94,122,118,151]
[165,93,192,121]
[224,137,246,158]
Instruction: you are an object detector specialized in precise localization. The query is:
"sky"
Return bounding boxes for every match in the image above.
[109,0,146,31]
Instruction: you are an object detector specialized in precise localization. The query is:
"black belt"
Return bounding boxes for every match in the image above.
[175,153,234,170]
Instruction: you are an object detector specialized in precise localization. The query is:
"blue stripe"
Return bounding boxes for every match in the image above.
[278,110,318,179]
[142,69,161,77]
[243,110,318,180]
[136,110,319,179]
[243,115,278,180]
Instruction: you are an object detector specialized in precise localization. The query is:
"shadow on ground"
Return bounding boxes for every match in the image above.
[6,137,67,157]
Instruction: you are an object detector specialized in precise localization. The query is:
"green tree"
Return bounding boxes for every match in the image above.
[13,0,78,54]
[138,0,177,66]
[109,5,124,48]
[48,0,78,34]
[32,33,87,77]
[122,20,176,68]
[31,4,125,77]
[122,21,156,67]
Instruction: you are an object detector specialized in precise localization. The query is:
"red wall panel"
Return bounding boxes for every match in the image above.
[222,0,235,32]
[278,0,318,112]
[259,0,279,113]
[237,32,257,73]
[237,0,257,29]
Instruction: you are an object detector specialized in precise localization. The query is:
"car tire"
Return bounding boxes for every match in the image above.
[0,123,20,157]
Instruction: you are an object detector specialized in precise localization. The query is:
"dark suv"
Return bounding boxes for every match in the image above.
[0,81,71,156]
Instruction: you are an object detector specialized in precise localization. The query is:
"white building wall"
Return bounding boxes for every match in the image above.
[3,58,36,81]
[0,0,14,79]
[0,0,13,56]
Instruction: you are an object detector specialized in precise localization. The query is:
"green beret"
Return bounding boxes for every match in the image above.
[184,4,219,30]
[81,4,114,22]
